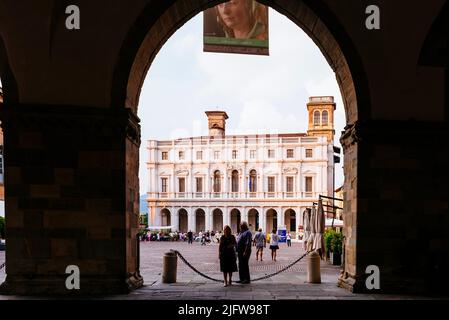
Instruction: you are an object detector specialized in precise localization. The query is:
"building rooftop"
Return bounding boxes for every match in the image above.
[150,132,309,143]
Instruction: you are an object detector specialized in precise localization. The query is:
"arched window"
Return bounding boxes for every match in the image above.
[231,170,239,192]
[322,110,328,126]
[313,110,320,125]
[213,170,221,193]
[249,170,257,192]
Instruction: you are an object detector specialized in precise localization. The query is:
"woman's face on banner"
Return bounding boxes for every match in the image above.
[217,0,251,31]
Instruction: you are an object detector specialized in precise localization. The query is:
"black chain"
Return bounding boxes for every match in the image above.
[0,261,5,271]
[171,249,311,283]
[251,251,310,281]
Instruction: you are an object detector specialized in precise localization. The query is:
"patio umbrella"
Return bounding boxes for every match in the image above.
[302,208,311,250]
[306,206,317,252]
[313,199,326,259]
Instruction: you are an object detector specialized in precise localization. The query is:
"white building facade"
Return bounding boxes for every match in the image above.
[147,97,337,237]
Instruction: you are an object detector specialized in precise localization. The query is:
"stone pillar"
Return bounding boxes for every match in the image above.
[337,120,449,294]
[259,208,265,233]
[154,207,162,226]
[205,207,211,232]
[0,105,142,295]
[188,208,195,233]
[172,207,178,231]
[261,208,267,234]
[277,207,284,229]
[224,207,230,227]
[296,207,302,240]
[242,207,249,224]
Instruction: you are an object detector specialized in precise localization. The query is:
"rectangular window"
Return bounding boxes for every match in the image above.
[287,149,294,158]
[161,178,168,193]
[196,177,203,193]
[178,151,184,160]
[162,151,168,160]
[268,149,275,158]
[286,177,294,192]
[196,151,203,160]
[214,151,220,160]
[305,177,313,192]
[250,150,256,159]
[306,149,313,158]
[268,177,275,193]
[232,150,238,159]
[178,178,185,193]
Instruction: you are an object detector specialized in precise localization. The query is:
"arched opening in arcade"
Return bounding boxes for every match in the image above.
[179,209,188,233]
[248,209,259,233]
[230,209,241,234]
[195,208,206,232]
[130,0,358,289]
[265,209,277,233]
[160,208,171,227]
[212,209,224,232]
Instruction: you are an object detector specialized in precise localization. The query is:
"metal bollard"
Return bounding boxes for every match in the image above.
[307,250,321,283]
[162,251,178,283]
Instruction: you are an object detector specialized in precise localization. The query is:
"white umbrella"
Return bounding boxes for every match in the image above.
[314,199,326,259]
[302,208,311,250]
[306,206,317,252]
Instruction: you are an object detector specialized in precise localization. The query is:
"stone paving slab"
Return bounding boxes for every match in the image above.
[1,242,447,300]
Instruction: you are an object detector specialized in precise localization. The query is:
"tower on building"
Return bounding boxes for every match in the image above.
[205,111,228,137]
[306,96,336,142]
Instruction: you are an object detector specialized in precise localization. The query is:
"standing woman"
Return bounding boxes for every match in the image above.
[269,229,280,261]
[219,225,238,286]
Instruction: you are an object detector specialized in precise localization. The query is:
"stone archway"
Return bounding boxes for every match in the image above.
[113,1,369,292]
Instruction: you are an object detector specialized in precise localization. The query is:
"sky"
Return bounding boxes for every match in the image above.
[0,7,346,196]
[137,8,346,194]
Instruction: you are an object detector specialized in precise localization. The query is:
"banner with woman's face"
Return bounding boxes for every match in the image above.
[203,0,269,56]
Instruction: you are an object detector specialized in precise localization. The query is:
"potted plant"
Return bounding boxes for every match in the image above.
[330,232,343,265]
[324,229,336,260]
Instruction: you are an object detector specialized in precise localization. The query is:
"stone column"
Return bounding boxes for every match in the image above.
[154,207,162,226]
[186,207,196,232]
[259,208,266,234]
[0,105,142,295]
[295,207,302,240]
[172,207,179,232]
[205,207,211,232]
[242,207,249,224]
[261,208,267,234]
[277,207,284,229]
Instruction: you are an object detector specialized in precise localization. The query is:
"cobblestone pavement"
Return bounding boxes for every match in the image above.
[0,242,444,300]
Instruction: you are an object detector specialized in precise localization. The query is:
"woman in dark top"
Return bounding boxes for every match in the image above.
[219,225,238,286]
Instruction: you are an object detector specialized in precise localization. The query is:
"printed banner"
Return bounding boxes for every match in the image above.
[203,0,269,56]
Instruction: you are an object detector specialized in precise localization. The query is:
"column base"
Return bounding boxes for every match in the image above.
[0,273,144,296]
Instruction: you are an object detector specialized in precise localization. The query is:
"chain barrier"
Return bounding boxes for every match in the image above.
[171,249,311,283]
[0,261,5,271]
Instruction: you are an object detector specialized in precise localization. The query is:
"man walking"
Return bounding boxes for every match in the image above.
[253,228,266,261]
[236,221,252,284]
